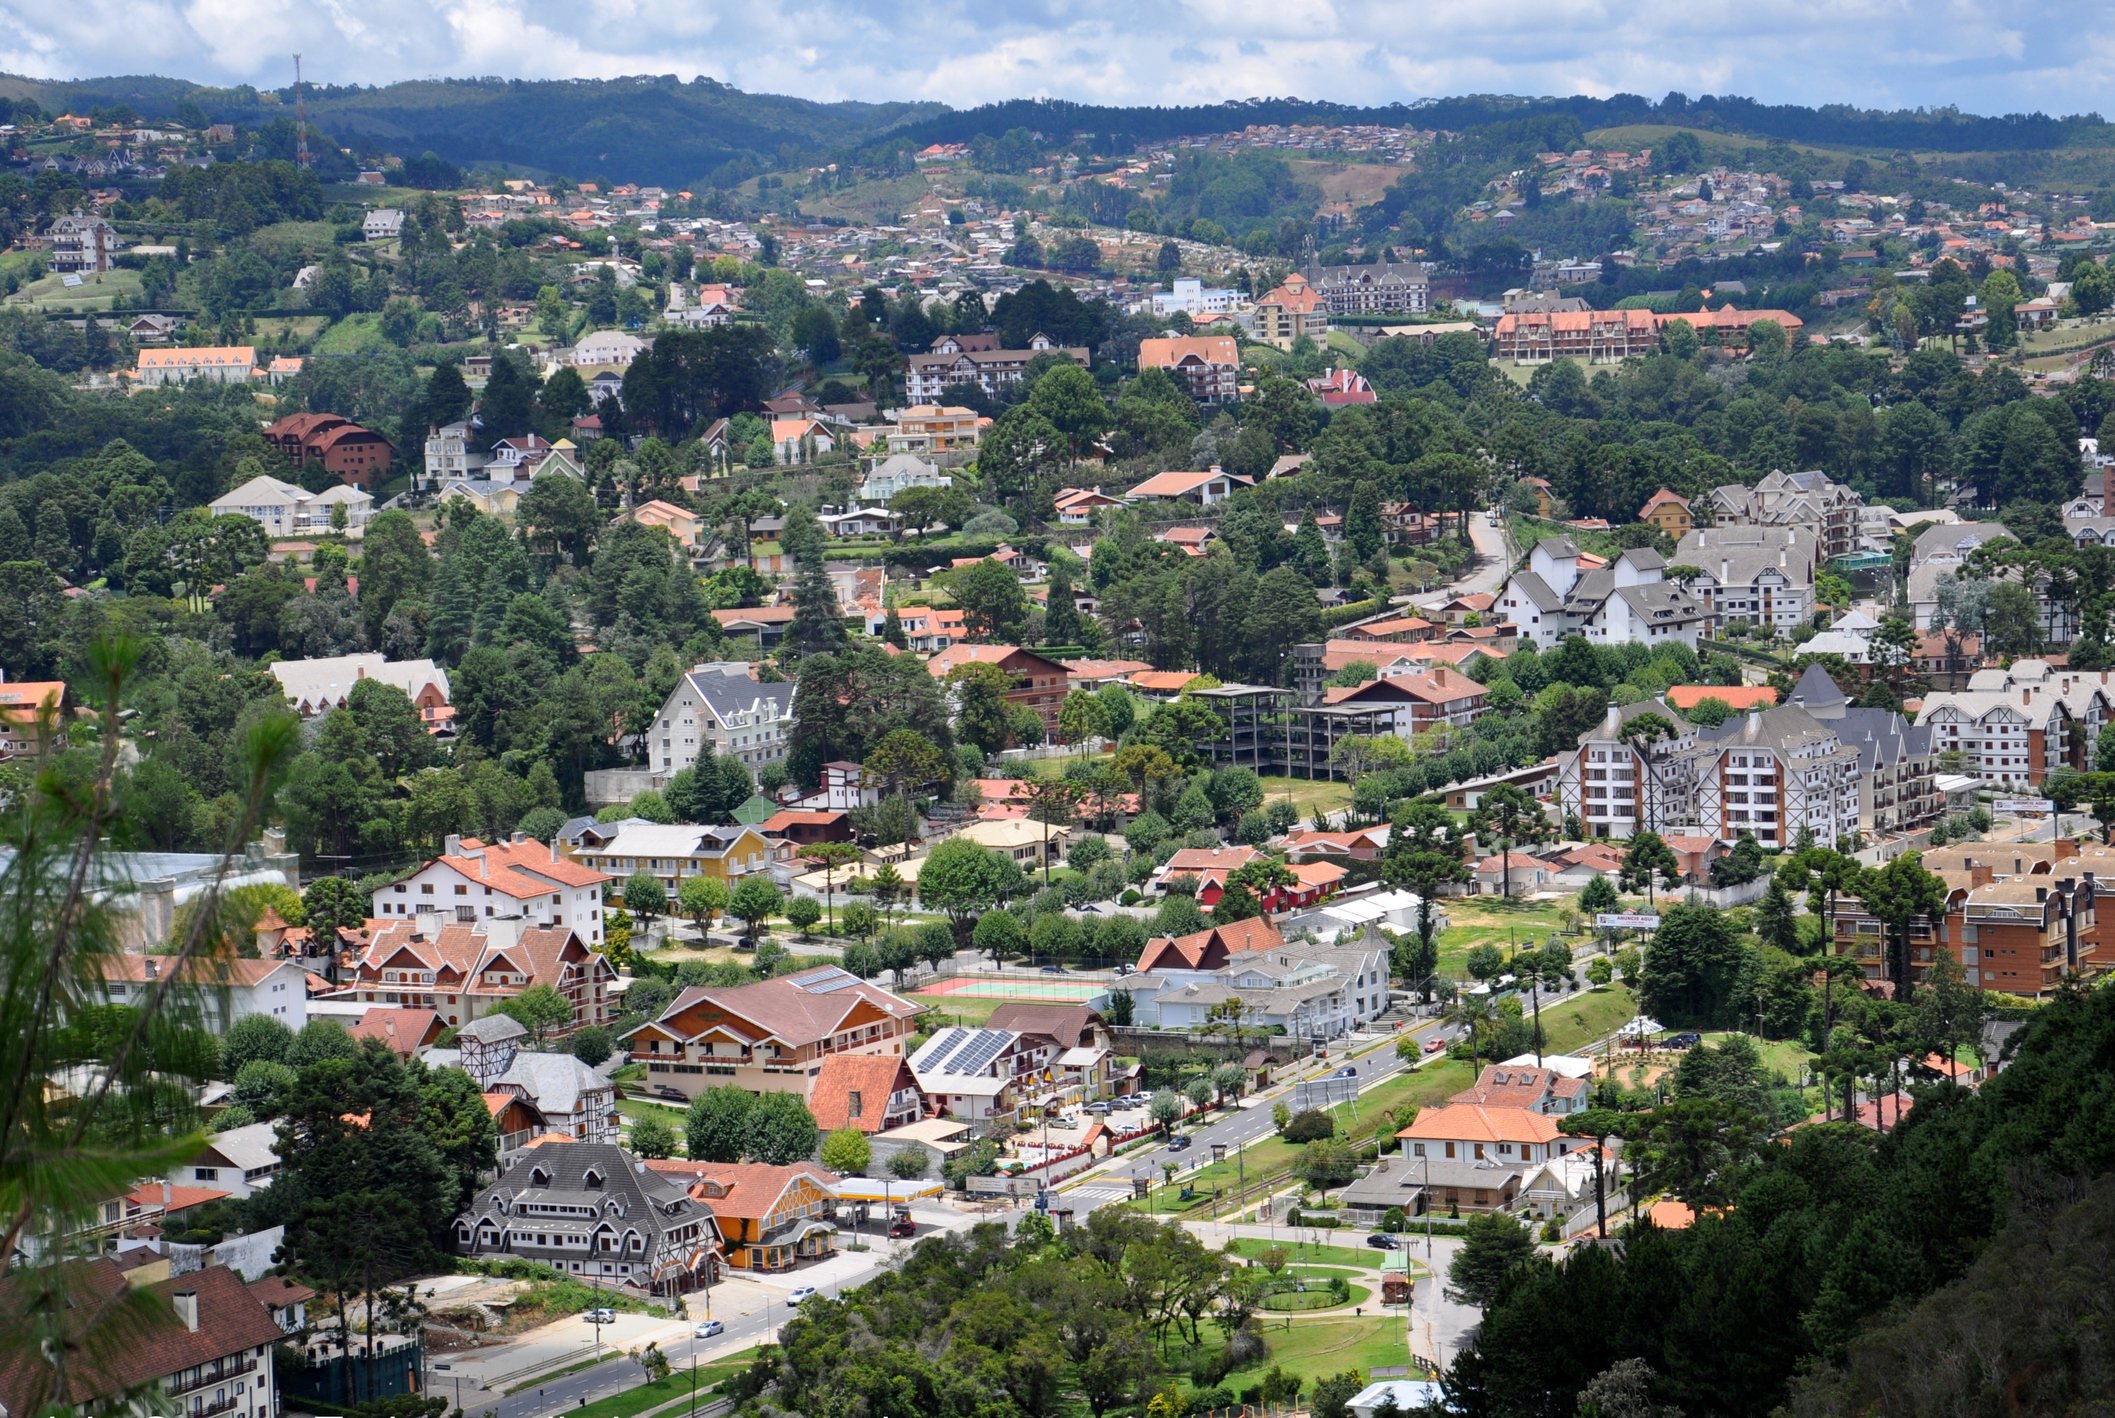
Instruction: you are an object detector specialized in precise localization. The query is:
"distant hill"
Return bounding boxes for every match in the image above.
[894,92,2115,156]
[0,72,944,188]
[7,71,2115,188]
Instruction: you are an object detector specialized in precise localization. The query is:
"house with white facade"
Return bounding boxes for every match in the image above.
[371,834,609,945]
[859,453,952,504]
[91,956,312,1032]
[1494,539,1706,649]
[1671,526,1817,635]
[646,662,795,775]
[180,1122,283,1200]
[1130,925,1394,1041]
[210,474,373,538]
[1915,658,2111,787]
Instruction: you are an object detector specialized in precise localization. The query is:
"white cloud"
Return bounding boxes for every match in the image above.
[1,0,2107,116]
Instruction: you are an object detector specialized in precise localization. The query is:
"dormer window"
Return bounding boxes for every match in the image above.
[584,1169,603,1190]
[530,1168,551,1187]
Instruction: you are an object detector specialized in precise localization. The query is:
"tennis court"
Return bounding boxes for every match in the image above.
[915,976,1107,1002]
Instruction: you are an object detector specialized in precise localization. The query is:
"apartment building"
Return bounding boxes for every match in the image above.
[928,643,1070,735]
[338,913,617,1031]
[262,412,395,488]
[625,965,924,1103]
[47,207,117,273]
[268,653,450,731]
[91,956,312,1032]
[1555,700,1704,840]
[1252,273,1329,349]
[373,834,608,943]
[1915,659,2110,787]
[454,1140,719,1294]
[646,661,795,775]
[0,1263,284,1418]
[1672,526,1817,634]
[1303,261,1431,315]
[135,345,258,386]
[1709,470,1868,562]
[904,331,1088,402]
[1136,334,1241,403]
[210,474,374,538]
[1494,539,1707,648]
[885,405,982,456]
[1492,308,1657,363]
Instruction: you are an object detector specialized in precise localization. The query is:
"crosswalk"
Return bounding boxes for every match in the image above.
[1062,1183,1135,1211]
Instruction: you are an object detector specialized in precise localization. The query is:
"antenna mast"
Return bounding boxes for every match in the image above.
[293,53,311,170]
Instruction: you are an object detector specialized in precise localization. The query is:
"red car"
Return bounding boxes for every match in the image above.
[1423,1037,1446,1053]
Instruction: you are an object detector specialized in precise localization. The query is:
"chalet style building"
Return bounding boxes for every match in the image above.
[624,965,923,1104]
[454,1140,720,1294]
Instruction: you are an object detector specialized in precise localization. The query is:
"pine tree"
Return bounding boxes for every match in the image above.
[881,597,907,649]
[1042,563,1083,648]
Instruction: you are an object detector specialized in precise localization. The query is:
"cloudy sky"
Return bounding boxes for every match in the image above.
[2,0,2110,117]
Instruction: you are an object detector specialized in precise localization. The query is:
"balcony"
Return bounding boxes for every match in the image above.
[171,1360,256,1395]
[188,1396,245,1418]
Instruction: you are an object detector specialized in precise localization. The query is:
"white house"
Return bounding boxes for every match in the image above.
[646,661,796,775]
[363,208,406,241]
[372,834,610,946]
[210,475,373,538]
[859,453,952,504]
[1495,539,1706,649]
[91,956,311,1032]
[181,1121,283,1200]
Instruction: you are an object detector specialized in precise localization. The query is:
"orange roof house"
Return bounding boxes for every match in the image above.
[807,1053,925,1134]
[1136,916,1283,972]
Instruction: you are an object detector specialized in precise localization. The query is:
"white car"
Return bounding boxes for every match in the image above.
[693,1319,724,1339]
[786,1285,818,1306]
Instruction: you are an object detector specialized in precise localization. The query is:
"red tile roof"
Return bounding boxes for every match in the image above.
[1664,685,1779,712]
[807,1054,919,1133]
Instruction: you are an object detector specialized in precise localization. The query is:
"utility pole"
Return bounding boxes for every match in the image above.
[293,54,311,170]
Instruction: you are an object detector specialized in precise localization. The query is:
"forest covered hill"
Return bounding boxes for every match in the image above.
[10,72,2115,188]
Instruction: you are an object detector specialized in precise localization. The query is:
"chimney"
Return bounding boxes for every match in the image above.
[161,1179,172,1209]
[172,1291,199,1332]
[445,833,465,857]
[414,905,446,941]
[484,914,523,952]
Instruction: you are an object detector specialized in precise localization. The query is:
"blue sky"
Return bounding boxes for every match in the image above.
[2,0,2110,117]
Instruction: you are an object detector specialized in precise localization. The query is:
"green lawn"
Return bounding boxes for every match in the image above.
[1436,898,1576,976]
[314,312,391,354]
[1230,1316,1410,1389]
[910,993,1015,1029]
[563,1349,759,1418]
[1700,1030,1817,1081]
[6,266,144,311]
[1228,1239,1384,1268]
[1256,776,1356,823]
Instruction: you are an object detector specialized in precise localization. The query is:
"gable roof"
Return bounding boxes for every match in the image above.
[808,1053,920,1133]
[983,1002,1105,1050]
[1398,1103,1563,1146]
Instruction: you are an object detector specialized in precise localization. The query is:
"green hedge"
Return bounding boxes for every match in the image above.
[1319,599,1386,630]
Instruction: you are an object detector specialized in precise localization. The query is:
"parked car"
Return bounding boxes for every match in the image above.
[1039,964,1063,974]
[786,1286,818,1306]
[1086,1100,1111,1115]
[1666,1032,1702,1049]
[583,1308,615,1324]
[1168,1134,1193,1152]
[1113,963,1137,976]
[693,1319,724,1339]
[888,1216,917,1238]
[1365,1233,1401,1250]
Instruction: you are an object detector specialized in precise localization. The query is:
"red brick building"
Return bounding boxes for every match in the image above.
[264,412,395,487]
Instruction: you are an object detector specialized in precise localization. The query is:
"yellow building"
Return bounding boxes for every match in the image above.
[1253,273,1329,350]
[1639,488,1694,538]
[569,822,774,889]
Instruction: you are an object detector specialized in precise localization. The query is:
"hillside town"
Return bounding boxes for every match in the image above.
[7,47,2115,1418]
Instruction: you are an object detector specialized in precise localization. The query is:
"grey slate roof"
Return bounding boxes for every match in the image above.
[467,1141,705,1245]
[684,664,794,728]
[1789,661,1848,709]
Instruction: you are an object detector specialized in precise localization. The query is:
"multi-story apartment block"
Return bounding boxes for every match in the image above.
[91,956,312,1032]
[134,345,258,386]
[1136,335,1241,403]
[338,914,617,1031]
[1559,666,1933,848]
[1914,659,2109,787]
[0,1263,285,1418]
[646,662,795,775]
[928,643,1071,735]
[1672,526,1817,634]
[373,834,608,944]
[624,964,924,1104]
[47,207,117,273]
[1834,861,2096,999]
[1493,308,1657,363]
[884,406,982,456]
[904,331,1088,403]
[1709,469,1868,562]
[1304,260,1431,315]
[1494,539,1707,648]
[1252,273,1329,349]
